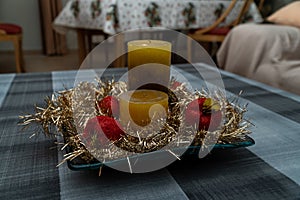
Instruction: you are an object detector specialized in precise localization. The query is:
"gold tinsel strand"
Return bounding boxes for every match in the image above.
[19,78,253,166]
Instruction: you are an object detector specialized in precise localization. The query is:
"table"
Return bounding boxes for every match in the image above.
[1,64,300,199]
[53,0,263,64]
[54,0,262,35]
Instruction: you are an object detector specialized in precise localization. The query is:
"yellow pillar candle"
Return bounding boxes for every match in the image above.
[119,90,169,127]
[127,40,172,91]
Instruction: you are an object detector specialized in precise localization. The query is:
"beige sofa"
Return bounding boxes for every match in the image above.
[217,24,300,95]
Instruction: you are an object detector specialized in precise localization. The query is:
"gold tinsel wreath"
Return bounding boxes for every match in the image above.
[19,78,252,167]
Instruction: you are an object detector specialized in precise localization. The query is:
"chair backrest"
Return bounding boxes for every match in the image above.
[194,0,253,35]
[258,0,265,11]
[231,0,254,26]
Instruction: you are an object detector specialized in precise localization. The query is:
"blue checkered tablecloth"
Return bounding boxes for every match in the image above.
[1,64,300,199]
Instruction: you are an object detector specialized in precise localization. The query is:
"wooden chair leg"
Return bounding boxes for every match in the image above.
[13,36,24,73]
[77,29,87,65]
[113,34,125,68]
[87,31,93,52]
[258,0,265,11]
[187,37,192,63]
[104,34,109,64]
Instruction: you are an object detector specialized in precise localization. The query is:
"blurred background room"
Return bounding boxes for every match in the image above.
[0,0,299,95]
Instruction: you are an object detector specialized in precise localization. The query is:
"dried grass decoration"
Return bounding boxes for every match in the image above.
[19,78,253,170]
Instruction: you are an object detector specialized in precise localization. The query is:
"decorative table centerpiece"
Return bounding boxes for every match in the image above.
[20,40,254,173]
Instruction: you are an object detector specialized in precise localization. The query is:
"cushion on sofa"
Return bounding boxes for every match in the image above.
[267,2,300,28]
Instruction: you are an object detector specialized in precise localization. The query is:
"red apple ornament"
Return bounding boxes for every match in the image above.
[185,98,222,131]
[81,116,125,146]
[97,96,119,117]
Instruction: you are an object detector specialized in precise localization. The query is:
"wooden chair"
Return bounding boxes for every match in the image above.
[76,29,125,68]
[76,29,109,65]
[0,23,24,73]
[187,0,253,61]
[258,0,265,12]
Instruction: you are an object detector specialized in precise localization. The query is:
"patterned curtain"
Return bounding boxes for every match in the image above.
[39,0,67,55]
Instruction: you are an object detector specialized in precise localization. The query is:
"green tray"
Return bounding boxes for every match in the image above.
[66,135,255,171]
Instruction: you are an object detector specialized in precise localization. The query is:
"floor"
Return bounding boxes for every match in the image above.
[0,42,217,74]
[0,50,80,74]
[0,50,191,74]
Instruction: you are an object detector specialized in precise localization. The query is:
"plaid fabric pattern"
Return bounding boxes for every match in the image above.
[0,64,299,199]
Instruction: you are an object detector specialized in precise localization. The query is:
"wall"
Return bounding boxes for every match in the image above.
[259,0,295,17]
[0,0,77,51]
[272,0,294,11]
[0,0,42,51]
